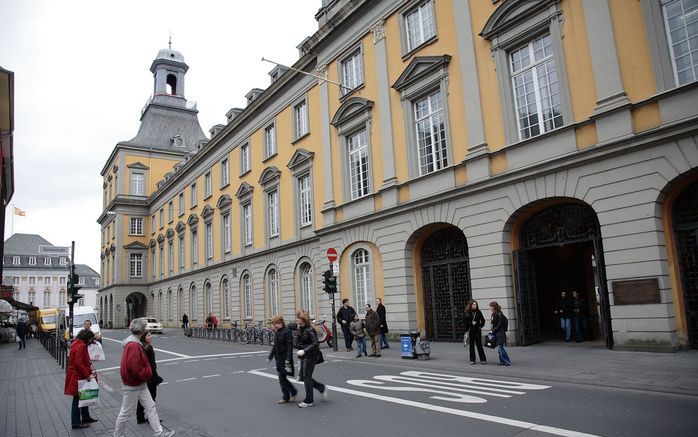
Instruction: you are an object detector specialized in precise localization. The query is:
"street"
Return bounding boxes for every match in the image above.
[93,329,698,437]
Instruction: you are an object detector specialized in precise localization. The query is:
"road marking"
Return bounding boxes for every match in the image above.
[184,359,200,363]
[202,374,220,378]
[247,370,599,437]
[101,382,114,393]
[331,359,344,362]
[232,371,246,374]
[102,371,115,375]
[160,382,169,385]
[176,377,196,382]
[203,357,218,361]
[162,362,179,366]
[102,336,191,358]
[95,350,267,372]
[221,357,235,360]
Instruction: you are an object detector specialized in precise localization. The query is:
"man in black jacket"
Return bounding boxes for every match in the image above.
[375,297,389,349]
[337,299,357,351]
[268,315,297,404]
[554,291,573,342]
[572,290,588,342]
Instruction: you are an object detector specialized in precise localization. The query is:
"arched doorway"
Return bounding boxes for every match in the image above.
[673,180,698,349]
[513,203,613,348]
[125,292,147,325]
[420,227,472,341]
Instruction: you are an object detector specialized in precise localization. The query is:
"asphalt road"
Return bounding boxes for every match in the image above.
[94,329,698,437]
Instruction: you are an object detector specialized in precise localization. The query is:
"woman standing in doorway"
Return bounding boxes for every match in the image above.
[489,301,511,366]
[464,300,487,365]
[295,310,327,408]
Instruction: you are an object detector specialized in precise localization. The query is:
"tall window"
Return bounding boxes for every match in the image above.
[294,100,308,138]
[59,258,67,266]
[223,214,231,253]
[300,265,314,317]
[178,288,184,319]
[29,256,36,266]
[28,290,35,305]
[206,223,213,259]
[242,274,253,319]
[191,183,197,207]
[168,201,174,222]
[264,124,276,158]
[221,159,229,186]
[268,269,280,316]
[190,284,197,319]
[205,282,213,315]
[404,0,436,52]
[168,290,173,320]
[159,209,164,228]
[178,192,185,215]
[353,249,371,315]
[159,246,164,277]
[59,291,66,306]
[191,230,198,265]
[414,90,448,175]
[130,253,143,277]
[222,278,230,319]
[243,203,253,246]
[299,175,312,226]
[44,258,51,266]
[151,249,156,278]
[348,129,370,199]
[341,50,364,94]
[240,143,250,174]
[168,241,174,273]
[130,217,144,235]
[268,190,279,237]
[43,291,51,307]
[205,172,212,198]
[510,34,562,140]
[179,235,185,269]
[12,256,19,265]
[29,277,36,285]
[131,172,145,195]
[663,0,698,85]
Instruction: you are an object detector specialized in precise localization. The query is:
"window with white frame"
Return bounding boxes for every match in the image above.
[190,284,197,319]
[240,143,250,174]
[44,276,51,284]
[130,217,144,235]
[168,201,174,222]
[28,290,35,304]
[264,123,276,159]
[59,291,66,306]
[29,256,36,266]
[168,240,174,273]
[13,276,20,285]
[43,291,51,307]
[347,129,371,199]
[663,0,698,85]
[205,282,213,314]
[300,264,314,317]
[159,209,164,228]
[130,253,143,277]
[404,0,436,53]
[414,89,448,175]
[29,276,36,285]
[509,34,563,140]
[353,248,372,315]
[191,230,198,265]
[206,223,213,259]
[223,214,231,253]
[178,192,185,215]
[222,278,230,318]
[242,274,253,319]
[205,171,212,198]
[44,257,51,266]
[268,269,280,316]
[293,99,308,139]
[267,190,279,238]
[341,49,364,94]
[191,183,197,207]
[299,174,312,226]
[151,249,156,278]
[131,172,145,195]
[159,246,164,277]
[60,276,66,285]
[12,256,19,265]
[168,290,173,320]
[60,257,67,266]
[243,203,253,246]
[179,235,185,269]
[221,159,229,186]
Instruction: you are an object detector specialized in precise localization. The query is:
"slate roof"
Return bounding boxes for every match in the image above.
[4,234,53,255]
[121,103,207,151]
[75,264,99,278]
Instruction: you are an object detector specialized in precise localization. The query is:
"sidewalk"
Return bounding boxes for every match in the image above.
[0,339,209,437]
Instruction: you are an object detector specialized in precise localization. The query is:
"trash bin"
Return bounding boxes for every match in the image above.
[416,338,431,360]
[400,330,421,359]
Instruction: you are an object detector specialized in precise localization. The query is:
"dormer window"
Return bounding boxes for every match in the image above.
[166,73,177,95]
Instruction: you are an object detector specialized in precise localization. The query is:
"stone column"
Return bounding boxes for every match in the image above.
[318,65,336,225]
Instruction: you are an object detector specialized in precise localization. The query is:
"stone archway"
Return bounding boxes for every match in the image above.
[673,179,698,349]
[125,292,147,325]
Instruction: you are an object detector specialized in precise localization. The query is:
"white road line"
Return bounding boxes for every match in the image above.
[221,357,235,360]
[176,377,196,382]
[247,370,601,437]
[203,358,218,361]
[160,382,169,385]
[184,359,200,363]
[102,336,191,358]
[202,374,220,378]
[102,371,115,375]
[162,362,179,366]
[95,350,267,372]
[331,359,344,362]
[232,371,245,374]
[100,382,114,393]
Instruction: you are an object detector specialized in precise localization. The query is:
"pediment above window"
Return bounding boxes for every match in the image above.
[166,228,175,239]
[258,166,281,186]
[201,204,215,218]
[124,241,148,250]
[175,221,187,233]
[392,55,451,92]
[157,234,165,244]
[480,0,560,40]
[216,194,232,209]
[235,182,254,199]
[287,148,314,170]
[331,97,374,127]
[127,161,150,170]
[187,213,199,227]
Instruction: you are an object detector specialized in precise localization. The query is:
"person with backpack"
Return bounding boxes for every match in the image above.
[489,301,511,366]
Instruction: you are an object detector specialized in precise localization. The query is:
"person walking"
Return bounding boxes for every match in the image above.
[295,310,327,408]
[554,291,573,342]
[364,304,381,357]
[464,300,487,365]
[337,299,357,352]
[181,314,189,330]
[205,313,213,331]
[15,317,28,350]
[572,290,588,342]
[375,297,389,349]
[136,331,164,424]
[267,315,297,404]
[489,301,511,366]
[212,313,219,330]
[113,318,174,437]
[64,329,99,429]
[349,314,367,358]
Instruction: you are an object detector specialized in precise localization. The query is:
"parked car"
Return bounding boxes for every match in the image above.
[146,318,163,334]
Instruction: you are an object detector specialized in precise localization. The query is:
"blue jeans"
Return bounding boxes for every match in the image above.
[277,369,297,401]
[497,344,512,365]
[380,332,389,349]
[355,337,366,356]
[560,318,572,341]
[71,395,91,426]
[574,316,588,342]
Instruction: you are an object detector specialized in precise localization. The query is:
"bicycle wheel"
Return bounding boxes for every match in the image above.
[327,337,334,348]
[238,329,250,344]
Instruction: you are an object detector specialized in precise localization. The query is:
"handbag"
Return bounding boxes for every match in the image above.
[316,350,325,364]
[484,332,497,349]
[77,378,99,407]
[87,342,106,361]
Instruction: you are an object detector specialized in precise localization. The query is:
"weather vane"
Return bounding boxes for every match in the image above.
[168,30,173,50]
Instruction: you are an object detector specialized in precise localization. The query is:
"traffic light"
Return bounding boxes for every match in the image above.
[68,268,83,303]
[322,269,337,294]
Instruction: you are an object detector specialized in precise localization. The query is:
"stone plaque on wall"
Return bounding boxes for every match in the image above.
[612,278,661,305]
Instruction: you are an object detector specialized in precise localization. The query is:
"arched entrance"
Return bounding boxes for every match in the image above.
[420,227,472,341]
[673,180,698,349]
[513,202,613,348]
[125,292,147,325]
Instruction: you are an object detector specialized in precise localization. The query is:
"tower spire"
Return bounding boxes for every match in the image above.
[168,31,172,50]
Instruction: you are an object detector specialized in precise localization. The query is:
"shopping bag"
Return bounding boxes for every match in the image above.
[77,379,99,407]
[87,342,106,361]
[484,332,496,349]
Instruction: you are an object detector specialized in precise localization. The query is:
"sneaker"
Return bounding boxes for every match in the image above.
[321,388,328,400]
[298,402,313,408]
[375,354,381,357]
[157,431,175,437]
[277,399,289,404]
[289,394,297,402]
[470,361,476,365]
[481,361,486,365]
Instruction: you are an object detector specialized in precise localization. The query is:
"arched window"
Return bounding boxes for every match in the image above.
[190,284,197,319]
[158,290,163,320]
[43,290,51,307]
[300,264,314,317]
[353,248,372,315]
[221,278,230,319]
[166,73,177,95]
[178,287,184,319]
[150,292,155,316]
[268,268,280,317]
[242,273,253,319]
[205,281,213,316]
[167,289,173,320]
[28,290,35,306]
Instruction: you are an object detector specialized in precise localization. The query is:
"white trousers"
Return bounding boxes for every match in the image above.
[113,384,163,436]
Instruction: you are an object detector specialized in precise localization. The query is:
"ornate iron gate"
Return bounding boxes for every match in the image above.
[513,250,541,345]
[674,181,698,349]
[421,228,471,341]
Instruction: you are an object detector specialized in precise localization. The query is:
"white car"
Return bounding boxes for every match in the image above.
[146,318,163,334]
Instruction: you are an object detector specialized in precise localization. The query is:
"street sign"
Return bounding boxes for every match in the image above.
[38,245,71,257]
[326,247,338,263]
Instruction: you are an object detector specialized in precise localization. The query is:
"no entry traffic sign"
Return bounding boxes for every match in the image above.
[326,247,338,263]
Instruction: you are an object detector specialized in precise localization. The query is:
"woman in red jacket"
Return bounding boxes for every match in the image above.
[64,329,98,429]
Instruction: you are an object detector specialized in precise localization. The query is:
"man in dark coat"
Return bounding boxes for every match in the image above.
[554,291,573,342]
[572,290,588,342]
[375,297,389,349]
[267,315,297,404]
[16,318,28,350]
[337,299,357,352]
[364,304,381,357]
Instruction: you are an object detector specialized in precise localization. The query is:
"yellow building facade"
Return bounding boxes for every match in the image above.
[99,0,698,351]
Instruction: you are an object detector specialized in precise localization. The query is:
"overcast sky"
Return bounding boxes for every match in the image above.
[0,0,319,270]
